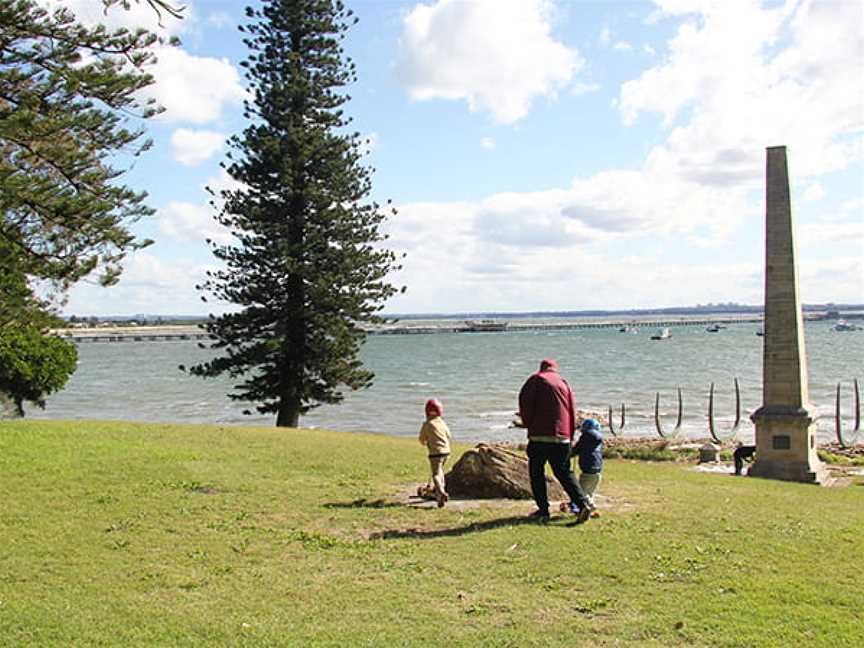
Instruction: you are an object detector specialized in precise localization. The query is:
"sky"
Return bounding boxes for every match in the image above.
[54,0,864,316]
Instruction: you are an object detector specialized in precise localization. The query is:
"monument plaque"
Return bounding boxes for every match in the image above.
[748,146,828,484]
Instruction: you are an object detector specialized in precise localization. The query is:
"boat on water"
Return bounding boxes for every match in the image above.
[618,326,639,334]
[462,319,509,332]
[832,319,861,332]
[650,327,671,340]
[706,324,722,333]
[756,327,764,337]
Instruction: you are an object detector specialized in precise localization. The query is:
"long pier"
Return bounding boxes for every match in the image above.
[54,315,770,343]
[55,326,212,343]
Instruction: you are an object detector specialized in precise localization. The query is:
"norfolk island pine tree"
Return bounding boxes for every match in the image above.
[188,0,404,428]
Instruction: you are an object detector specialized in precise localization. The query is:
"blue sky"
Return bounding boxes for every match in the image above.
[57,0,863,316]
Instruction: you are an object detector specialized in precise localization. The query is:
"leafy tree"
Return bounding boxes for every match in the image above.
[0,0,180,417]
[189,0,403,427]
[0,324,77,417]
[0,0,164,290]
[0,241,61,330]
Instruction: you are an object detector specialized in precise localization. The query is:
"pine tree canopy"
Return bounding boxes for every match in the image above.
[189,0,404,428]
[0,0,163,289]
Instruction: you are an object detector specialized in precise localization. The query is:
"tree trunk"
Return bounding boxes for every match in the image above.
[0,391,22,419]
[276,399,300,427]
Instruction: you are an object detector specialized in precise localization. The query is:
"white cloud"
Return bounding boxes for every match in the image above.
[64,253,221,316]
[799,221,864,246]
[480,137,496,150]
[205,168,248,209]
[619,1,864,182]
[38,1,245,126]
[207,11,232,29]
[395,0,582,123]
[571,82,600,96]
[144,46,246,124]
[799,198,864,247]
[613,41,633,52]
[801,182,824,203]
[380,0,864,314]
[40,0,190,37]
[384,192,768,312]
[170,128,224,165]
[799,256,864,305]
[158,199,234,246]
[383,0,864,313]
[380,157,760,312]
[599,26,611,45]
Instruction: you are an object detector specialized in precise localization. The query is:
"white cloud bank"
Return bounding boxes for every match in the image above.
[64,253,218,316]
[63,0,864,315]
[41,0,190,37]
[40,1,246,126]
[619,0,864,181]
[395,0,582,123]
[383,0,864,312]
[144,47,246,124]
[157,170,241,246]
[170,128,225,165]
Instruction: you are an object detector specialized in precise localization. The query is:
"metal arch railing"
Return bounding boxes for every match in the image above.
[835,378,861,448]
[708,378,742,444]
[607,403,625,436]
[654,387,683,439]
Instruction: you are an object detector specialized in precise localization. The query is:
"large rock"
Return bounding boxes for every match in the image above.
[445,443,566,500]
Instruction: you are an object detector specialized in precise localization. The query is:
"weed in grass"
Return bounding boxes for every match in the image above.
[149,478,222,494]
[571,597,613,616]
[286,529,363,551]
[230,538,251,554]
[322,498,402,509]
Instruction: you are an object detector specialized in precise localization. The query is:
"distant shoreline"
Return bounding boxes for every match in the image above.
[61,304,864,325]
[52,309,862,342]
[54,313,771,341]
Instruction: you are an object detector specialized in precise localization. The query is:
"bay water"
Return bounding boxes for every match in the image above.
[34,318,863,444]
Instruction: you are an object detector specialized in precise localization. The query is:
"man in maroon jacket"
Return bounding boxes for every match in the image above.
[518,359,591,523]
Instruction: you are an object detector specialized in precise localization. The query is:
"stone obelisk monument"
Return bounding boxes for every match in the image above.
[749,146,827,484]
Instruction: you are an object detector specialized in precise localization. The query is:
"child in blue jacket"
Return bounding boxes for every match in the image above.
[570,418,603,517]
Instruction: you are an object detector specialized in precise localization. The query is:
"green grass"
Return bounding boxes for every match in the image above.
[819,450,864,466]
[1,420,862,647]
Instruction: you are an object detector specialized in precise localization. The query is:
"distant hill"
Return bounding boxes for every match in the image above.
[65,303,864,324]
[385,303,864,321]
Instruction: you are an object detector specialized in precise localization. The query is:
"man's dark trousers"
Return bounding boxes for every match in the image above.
[734,445,756,475]
[527,441,589,514]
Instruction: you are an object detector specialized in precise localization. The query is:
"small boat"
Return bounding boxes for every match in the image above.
[832,319,861,331]
[706,324,721,333]
[650,327,671,340]
[756,327,764,337]
[619,326,639,334]
[462,319,509,332]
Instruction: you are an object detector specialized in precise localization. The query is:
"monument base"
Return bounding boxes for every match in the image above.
[747,459,828,484]
[749,405,828,485]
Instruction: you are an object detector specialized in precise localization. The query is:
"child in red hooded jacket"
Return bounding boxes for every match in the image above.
[418,398,452,508]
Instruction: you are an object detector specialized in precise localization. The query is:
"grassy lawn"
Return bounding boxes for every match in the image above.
[1,420,862,647]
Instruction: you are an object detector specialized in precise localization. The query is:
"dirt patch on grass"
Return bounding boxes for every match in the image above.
[394,483,632,515]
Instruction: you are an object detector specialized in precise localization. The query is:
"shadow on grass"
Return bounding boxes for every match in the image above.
[368,514,584,540]
[323,498,404,509]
